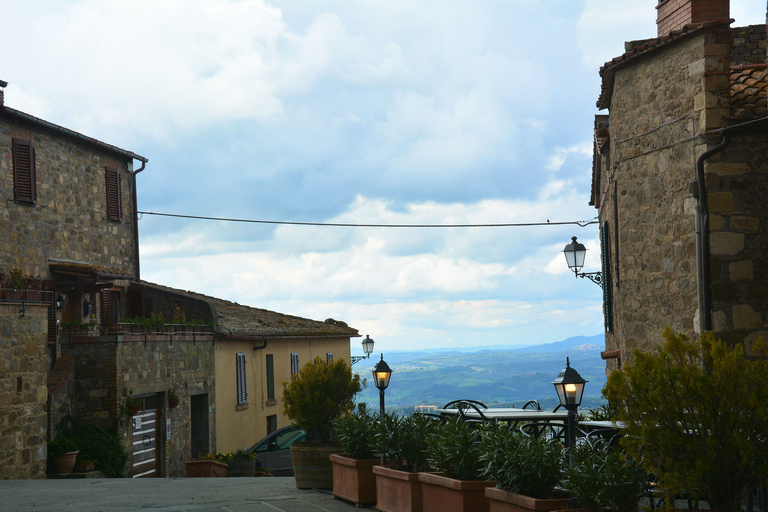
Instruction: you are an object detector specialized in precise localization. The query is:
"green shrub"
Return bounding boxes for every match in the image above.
[334,409,378,459]
[604,328,768,511]
[429,416,485,480]
[282,356,363,442]
[479,420,563,498]
[57,416,129,478]
[48,435,78,457]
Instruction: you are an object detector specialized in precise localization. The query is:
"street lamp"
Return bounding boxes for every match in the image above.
[552,357,587,470]
[351,334,376,365]
[372,354,393,465]
[563,236,603,288]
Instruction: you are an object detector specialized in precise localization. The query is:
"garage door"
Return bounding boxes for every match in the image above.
[131,394,159,478]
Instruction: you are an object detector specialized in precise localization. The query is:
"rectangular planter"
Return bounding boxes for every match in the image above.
[185,460,227,478]
[330,453,379,505]
[373,465,424,512]
[419,472,495,512]
[485,488,571,512]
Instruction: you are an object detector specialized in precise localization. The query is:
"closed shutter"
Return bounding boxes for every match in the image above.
[236,353,247,405]
[101,289,112,328]
[105,166,122,221]
[12,139,36,204]
[266,354,275,400]
[291,353,299,375]
[601,221,613,333]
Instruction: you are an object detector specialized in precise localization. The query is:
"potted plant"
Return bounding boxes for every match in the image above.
[76,459,97,472]
[124,390,140,416]
[218,449,258,477]
[168,387,179,408]
[419,416,494,512]
[374,412,439,512]
[282,356,363,489]
[185,454,228,478]
[478,421,569,512]
[253,459,273,477]
[49,435,79,474]
[331,407,381,505]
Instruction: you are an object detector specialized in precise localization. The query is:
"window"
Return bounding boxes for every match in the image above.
[266,354,275,401]
[601,221,614,333]
[236,353,247,405]
[12,138,36,204]
[290,353,299,375]
[326,353,333,364]
[105,165,122,221]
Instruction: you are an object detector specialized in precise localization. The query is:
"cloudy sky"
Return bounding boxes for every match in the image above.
[2,0,765,352]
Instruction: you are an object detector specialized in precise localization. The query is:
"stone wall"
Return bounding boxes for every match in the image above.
[47,355,75,438]
[706,134,768,353]
[0,303,49,479]
[61,333,215,477]
[732,24,767,65]
[598,27,733,365]
[0,118,138,280]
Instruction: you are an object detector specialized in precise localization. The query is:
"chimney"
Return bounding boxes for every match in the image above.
[0,80,6,107]
[656,0,730,38]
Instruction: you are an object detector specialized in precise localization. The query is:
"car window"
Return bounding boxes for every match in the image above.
[275,429,305,449]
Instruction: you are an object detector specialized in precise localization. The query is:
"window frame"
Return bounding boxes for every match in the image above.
[266,354,275,401]
[236,353,247,405]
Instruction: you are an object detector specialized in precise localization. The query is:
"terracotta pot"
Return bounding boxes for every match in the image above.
[226,460,256,477]
[184,460,227,478]
[290,442,343,489]
[330,453,379,505]
[76,461,96,472]
[485,487,571,512]
[168,397,180,408]
[373,465,425,512]
[419,472,495,512]
[53,451,80,474]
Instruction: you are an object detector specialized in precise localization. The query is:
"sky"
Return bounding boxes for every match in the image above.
[1,0,765,353]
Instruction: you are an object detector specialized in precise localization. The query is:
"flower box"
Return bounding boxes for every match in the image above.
[185,460,227,478]
[330,453,379,505]
[419,472,495,512]
[373,465,426,512]
[485,487,571,512]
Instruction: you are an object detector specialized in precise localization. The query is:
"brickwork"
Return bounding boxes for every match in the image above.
[596,27,733,365]
[0,303,49,479]
[0,117,138,280]
[61,333,215,477]
[732,25,767,65]
[656,0,730,38]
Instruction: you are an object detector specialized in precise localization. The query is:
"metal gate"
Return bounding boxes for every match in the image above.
[131,394,159,478]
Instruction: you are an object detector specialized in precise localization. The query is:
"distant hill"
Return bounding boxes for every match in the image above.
[354,334,606,411]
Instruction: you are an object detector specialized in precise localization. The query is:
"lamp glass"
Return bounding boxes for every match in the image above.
[552,357,587,410]
[372,354,393,390]
[563,237,587,271]
[361,335,375,356]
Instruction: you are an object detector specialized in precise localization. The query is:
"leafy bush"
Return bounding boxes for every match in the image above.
[429,416,485,480]
[386,413,438,472]
[479,420,563,498]
[282,356,363,442]
[604,328,768,511]
[57,416,129,477]
[334,409,378,459]
[48,435,78,457]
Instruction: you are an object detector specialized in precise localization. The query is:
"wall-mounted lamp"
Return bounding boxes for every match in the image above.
[351,334,375,365]
[563,236,603,288]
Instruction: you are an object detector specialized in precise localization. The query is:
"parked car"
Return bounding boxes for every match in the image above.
[247,425,306,476]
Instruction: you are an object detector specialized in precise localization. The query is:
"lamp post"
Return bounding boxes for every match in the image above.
[562,236,603,288]
[552,357,587,468]
[351,335,376,365]
[372,354,393,466]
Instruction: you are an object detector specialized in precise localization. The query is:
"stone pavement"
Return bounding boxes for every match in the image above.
[0,477,366,512]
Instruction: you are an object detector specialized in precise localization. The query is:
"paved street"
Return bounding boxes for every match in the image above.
[0,477,365,512]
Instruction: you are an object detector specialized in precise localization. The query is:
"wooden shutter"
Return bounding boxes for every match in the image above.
[105,166,122,221]
[601,221,614,333]
[266,354,275,400]
[291,353,299,375]
[12,139,36,204]
[236,353,247,405]
[101,289,112,328]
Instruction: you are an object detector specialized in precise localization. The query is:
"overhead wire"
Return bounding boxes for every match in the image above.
[137,211,599,229]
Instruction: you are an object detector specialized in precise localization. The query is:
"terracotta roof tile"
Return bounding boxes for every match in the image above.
[730,65,768,120]
[139,281,359,339]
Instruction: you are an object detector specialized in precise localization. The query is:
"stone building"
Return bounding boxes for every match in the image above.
[591,0,768,371]
[1,81,359,478]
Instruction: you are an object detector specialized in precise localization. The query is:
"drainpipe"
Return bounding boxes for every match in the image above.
[132,159,147,281]
[695,129,730,333]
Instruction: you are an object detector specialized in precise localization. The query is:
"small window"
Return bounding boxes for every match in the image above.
[105,166,122,221]
[290,353,299,375]
[326,353,333,364]
[266,354,275,401]
[12,138,36,204]
[236,353,247,405]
